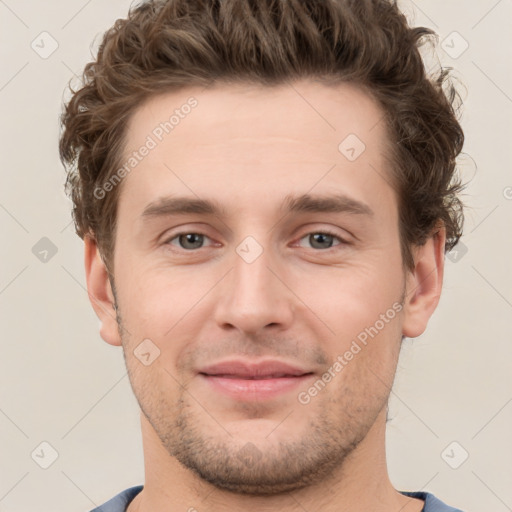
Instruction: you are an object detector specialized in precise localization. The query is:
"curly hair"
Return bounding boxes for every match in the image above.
[59,0,465,274]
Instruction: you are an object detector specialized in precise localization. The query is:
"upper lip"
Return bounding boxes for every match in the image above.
[198,359,313,379]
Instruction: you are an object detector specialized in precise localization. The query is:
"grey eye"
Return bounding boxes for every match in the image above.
[300,232,341,250]
[171,233,207,250]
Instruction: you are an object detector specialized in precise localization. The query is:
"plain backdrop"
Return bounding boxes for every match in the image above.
[1,1,511,511]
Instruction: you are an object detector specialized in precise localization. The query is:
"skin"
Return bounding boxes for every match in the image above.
[85,80,445,512]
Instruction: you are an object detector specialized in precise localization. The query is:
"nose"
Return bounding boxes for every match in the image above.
[213,238,294,335]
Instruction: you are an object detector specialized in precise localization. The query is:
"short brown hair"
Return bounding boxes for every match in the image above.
[59,0,465,273]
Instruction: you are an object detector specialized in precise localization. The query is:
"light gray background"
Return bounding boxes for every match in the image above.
[1,1,511,511]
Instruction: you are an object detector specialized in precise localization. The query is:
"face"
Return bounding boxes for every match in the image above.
[88,80,441,495]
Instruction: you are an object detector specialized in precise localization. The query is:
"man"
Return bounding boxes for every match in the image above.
[59,0,466,510]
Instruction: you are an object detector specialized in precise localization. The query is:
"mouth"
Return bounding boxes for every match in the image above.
[197,359,315,400]
[202,373,311,379]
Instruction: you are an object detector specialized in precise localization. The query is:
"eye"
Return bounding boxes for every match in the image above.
[165,232,214,250]
[297,231,347,250]
[163,230,348,252]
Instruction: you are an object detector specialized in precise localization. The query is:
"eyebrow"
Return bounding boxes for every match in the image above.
[282,193,374,217]
[141,193,374,220]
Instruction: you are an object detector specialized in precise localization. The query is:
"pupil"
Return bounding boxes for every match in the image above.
[312,233,332,249]
[181,233,203,249]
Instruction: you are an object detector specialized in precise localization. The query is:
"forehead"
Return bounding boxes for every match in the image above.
[127,80,388,152]
[117,80,395,222]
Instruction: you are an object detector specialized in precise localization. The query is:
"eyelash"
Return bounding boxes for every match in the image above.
[163,230,348,252]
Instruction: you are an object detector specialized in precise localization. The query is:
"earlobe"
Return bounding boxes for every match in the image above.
[84,235,122,346]
[401,225,446,339]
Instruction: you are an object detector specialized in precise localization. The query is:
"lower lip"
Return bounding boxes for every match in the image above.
[200,374,314,400]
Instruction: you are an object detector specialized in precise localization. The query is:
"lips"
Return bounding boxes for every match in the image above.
[198,360,312,379]
[197,359,315,401]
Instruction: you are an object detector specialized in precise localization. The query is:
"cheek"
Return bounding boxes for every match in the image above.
[298,267,405,388]
[115,261,201,334]
[115,266,212,380]
[295,262,403,339]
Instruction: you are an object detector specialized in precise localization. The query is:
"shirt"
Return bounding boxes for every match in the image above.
[88,485,465,511]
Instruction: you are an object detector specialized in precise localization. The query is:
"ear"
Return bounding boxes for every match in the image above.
[84,235,122,346]
[402,224,446,339]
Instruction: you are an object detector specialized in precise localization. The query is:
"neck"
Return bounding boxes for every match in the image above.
[127,410,424,512]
